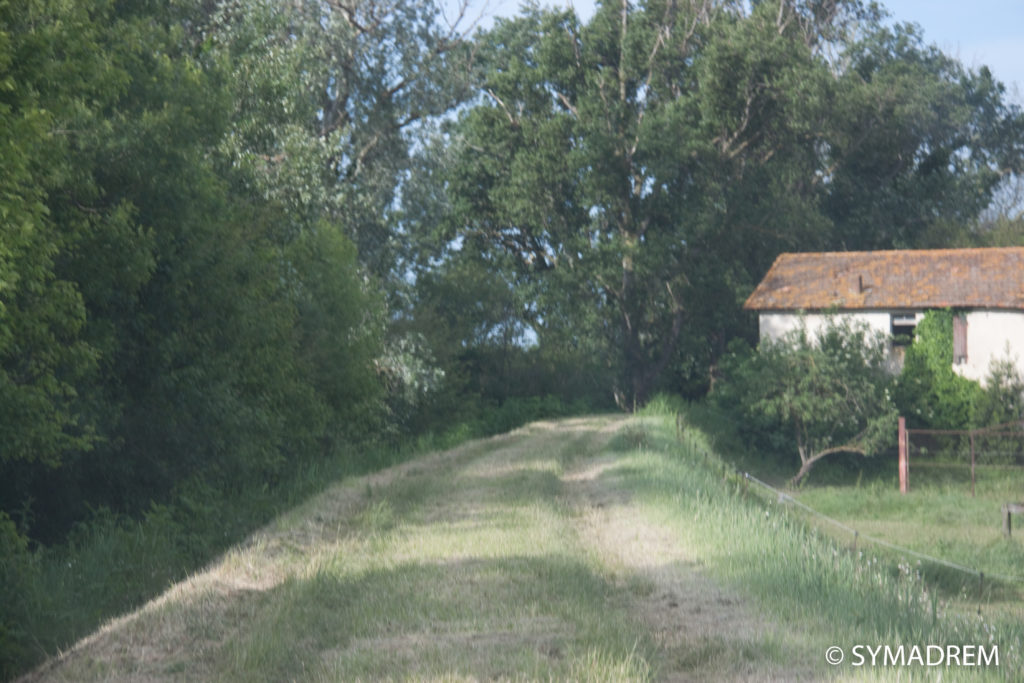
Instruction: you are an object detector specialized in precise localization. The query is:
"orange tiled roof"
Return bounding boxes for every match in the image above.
[744,248,1024,311]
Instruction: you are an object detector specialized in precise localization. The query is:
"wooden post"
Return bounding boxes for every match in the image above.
[1003,503,1024,538]
[970,431,976,498]
[898,416,908,494]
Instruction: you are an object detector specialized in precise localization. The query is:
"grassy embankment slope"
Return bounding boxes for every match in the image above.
[22,412,1021,681]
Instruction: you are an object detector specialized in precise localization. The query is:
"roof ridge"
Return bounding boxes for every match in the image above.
[779,246,1024,257]
[746,247,1024,311]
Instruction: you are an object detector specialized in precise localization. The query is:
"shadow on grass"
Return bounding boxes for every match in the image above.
[211,554,653,682]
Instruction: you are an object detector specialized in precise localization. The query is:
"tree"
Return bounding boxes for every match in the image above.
[2,0,400,536]
[0,0,115,468]
[446,0,851,408]
[823,24,1024,250]
[0,0,334,522]
[717,319,897,485]
[202,0,482,436]
[206,0,478,278]
[443,0,1024,409]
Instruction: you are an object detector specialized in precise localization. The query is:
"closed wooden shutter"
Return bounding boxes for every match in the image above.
[953,313,968,364]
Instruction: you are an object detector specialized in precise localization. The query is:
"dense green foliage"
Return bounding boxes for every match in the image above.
[439,0,1024,407]
[894,310,983,429]
[0,0,392,544]
[714,319,898,484]
[893,308,1024,430]
[3,0,1024,677]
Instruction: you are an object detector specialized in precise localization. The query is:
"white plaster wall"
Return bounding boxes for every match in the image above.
[758,311,921,375]
[758,312,893,345]
[759,310,1024,386]
[957,310,1024,383]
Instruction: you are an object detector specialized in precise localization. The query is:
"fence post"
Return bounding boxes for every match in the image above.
[970,431,976,498]
[898,416,908,494]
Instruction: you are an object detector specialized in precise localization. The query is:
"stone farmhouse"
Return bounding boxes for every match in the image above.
[743,247,1024,384]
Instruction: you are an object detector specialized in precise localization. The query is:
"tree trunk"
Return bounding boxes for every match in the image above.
[789,444,868,487]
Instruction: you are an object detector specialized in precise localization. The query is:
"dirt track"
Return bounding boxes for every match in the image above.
[23,416,816,681]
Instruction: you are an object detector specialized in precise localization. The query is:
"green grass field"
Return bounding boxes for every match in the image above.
[19,412,1023,681]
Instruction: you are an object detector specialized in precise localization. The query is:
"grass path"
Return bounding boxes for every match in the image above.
[21,416,818,682]
[563,454,811,681]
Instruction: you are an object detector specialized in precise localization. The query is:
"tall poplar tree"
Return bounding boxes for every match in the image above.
[446,0,839,406]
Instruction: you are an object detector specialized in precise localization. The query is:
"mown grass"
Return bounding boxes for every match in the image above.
[20,408,1024,681]
[33,418,660,682]
[252,419,654,682]
[1,398,589,681]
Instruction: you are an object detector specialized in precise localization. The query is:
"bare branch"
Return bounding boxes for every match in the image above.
[484,88,518,126]
[436,0,483,40]
[324,0,375,34]
[349,131,383,180]
[555,91,578,116]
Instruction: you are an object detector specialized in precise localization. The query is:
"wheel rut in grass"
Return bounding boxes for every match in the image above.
[563,452,816,681]
[22,415,816,681]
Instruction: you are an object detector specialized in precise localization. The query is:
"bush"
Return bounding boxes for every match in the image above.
[714,318,897,485]
[971,355,1024,427]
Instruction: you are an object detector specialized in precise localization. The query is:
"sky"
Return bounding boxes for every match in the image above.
[452,0,1023,106]
[883,0,1023,105]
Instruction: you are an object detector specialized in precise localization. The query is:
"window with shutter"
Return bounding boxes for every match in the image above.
[953,313,968,364]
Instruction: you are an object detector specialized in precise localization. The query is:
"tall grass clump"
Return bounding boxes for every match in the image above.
[619,406,1022,678]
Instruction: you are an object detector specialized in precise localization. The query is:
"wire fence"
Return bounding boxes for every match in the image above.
[671,413,1024,585]
[737,469,1024,586]
[906,421,1024,496]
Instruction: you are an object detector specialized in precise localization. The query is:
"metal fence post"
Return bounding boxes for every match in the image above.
[898,416,908,494]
